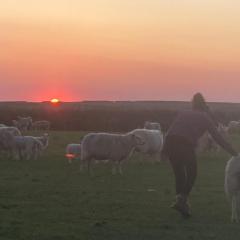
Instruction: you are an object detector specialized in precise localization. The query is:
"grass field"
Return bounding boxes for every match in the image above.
[0,131,240,240]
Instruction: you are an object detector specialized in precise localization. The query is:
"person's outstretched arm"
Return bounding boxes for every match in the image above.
[205,115,238,156]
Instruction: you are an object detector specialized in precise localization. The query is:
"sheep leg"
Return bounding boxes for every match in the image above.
[6,150,11,160]
[87,158,93,176]
[26,153,30,161]
[33,149,38,160]
[232,196,239,223]
[14,150,19,160]
[236,192,240,223]
[26,149,31,160]
[79,155,88,172]
[79,157,85,172]
[118,160,123,175]
[111,160,117,175]
[20,149,25,160]
[15,149,21,160]
[68,157,72,164]
[17,149,23,160]
[30,147,35,160]
[32,146,37,160]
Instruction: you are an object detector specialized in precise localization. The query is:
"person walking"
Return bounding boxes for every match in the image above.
[162,93,238,217]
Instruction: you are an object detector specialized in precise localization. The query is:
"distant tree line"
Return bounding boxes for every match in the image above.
[0,101,240,132]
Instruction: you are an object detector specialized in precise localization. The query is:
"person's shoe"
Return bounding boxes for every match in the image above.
[171,194,191,218]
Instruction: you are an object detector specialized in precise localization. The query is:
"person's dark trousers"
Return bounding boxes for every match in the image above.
[163,135,197,196]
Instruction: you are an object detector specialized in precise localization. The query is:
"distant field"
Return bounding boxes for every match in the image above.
[0,131,240,240]
[0,101,240,132]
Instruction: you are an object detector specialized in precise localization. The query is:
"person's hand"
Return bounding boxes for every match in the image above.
[232,152,239,157]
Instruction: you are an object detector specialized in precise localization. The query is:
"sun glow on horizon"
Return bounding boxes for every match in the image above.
[50,98,60,104]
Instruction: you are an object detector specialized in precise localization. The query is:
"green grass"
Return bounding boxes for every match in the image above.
[0,131,240,240]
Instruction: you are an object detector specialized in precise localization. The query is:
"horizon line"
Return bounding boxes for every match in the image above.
[0,100,240,104]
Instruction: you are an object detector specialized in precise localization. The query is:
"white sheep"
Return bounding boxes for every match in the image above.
[14,136,43,160]
[225,155,240,222]
[34,133,49,150]
[1,126,21,136]
[228,121,240,134]
[144,121,161,130]
[130,129,163,161]
[13,116,32,131]
[65,143,81,163]
[81,132,144,175]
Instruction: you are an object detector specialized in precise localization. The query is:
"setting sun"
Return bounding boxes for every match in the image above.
[51,98,60,104]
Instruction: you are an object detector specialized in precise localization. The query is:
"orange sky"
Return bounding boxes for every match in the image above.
[1,0,240,102]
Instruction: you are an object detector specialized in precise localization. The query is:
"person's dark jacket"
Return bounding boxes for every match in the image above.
[166,110,237,156]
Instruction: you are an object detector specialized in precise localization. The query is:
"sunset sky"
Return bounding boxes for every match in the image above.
[1,0,240,102]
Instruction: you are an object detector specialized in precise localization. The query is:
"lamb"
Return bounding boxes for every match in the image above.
[34,133,49,150]
[65,143,81,163]
[81,132,144,175]
[225,155,240,222]
[144,121,161,130]
[130,129,163,161]
[32,120,51,131]
[14,136,43,160]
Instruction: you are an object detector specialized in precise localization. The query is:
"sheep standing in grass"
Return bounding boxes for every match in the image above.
[14,136,43,160]
[130,129,163,161]
[228,121,240,134]
[81,132,144,175]
[13,117,32,131]
[225,155,240,222]
[65,144,81,163]
[144,121,161,130]
[34,133,49,150]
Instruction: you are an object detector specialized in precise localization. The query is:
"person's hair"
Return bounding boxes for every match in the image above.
[192,93,209,112]
[192,93,219,126]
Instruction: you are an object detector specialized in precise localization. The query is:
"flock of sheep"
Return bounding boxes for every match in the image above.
[1,117,240,222]
[65,119,240,222]
[0,117,50,160]
[66,121,163,174]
